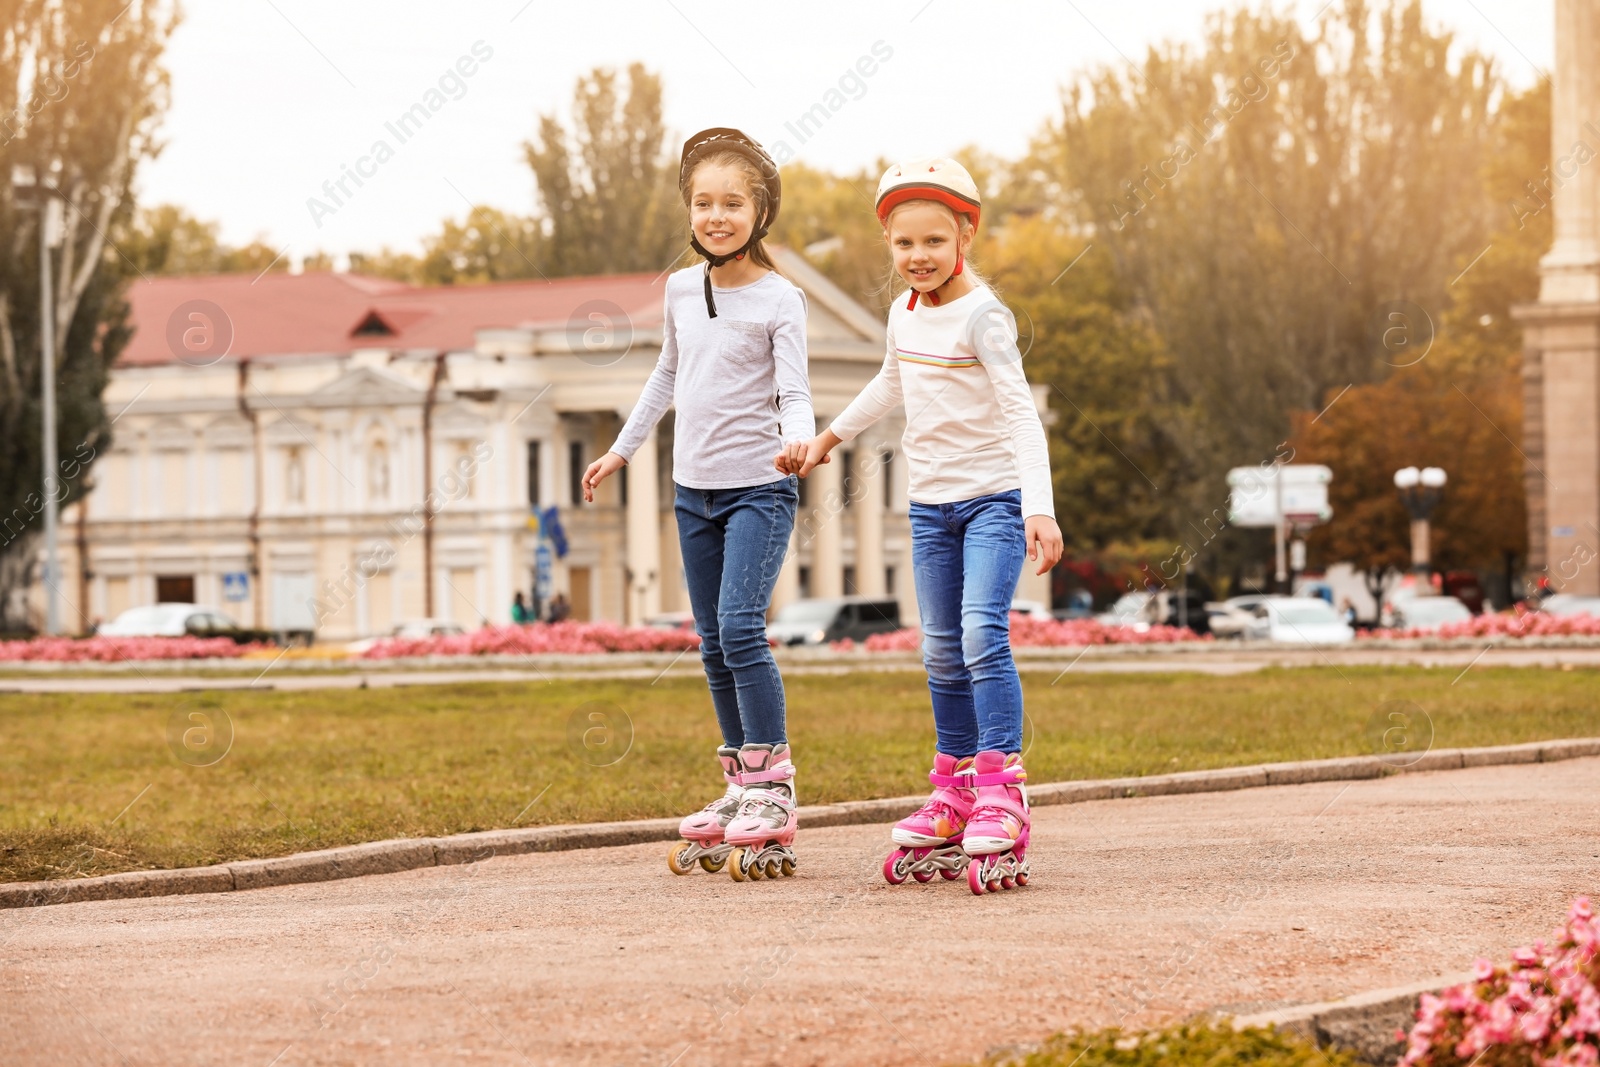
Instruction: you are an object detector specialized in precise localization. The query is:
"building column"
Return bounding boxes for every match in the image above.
[854,440,886,596]
[1540,0,1600,303]
[625,423,662,622]
[810,443,844,598]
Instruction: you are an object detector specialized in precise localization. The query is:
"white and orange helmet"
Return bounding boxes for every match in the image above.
[877,157,981,309]
[875,157,981,230]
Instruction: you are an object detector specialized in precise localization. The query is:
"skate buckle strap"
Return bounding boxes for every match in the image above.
[928,770,976,788]
[735,763,794,786]
[969,767,1026,787]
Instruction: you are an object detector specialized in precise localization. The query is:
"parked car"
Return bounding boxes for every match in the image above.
[97,603,273,644]
[1244,597,1355,643]
[1537,594,1600,619]
[766,597,901,647]
[643,611,697,631]
[1205,594,1273,639]
[1389,595,1473,633]
[1052,589,1095,621]
[1010,599,1053,621]
[1096,589,1211,634]
[345,618,466,654]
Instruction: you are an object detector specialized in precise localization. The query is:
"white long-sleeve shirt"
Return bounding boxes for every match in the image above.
[610,267,815,489]
[830,284,1055,518]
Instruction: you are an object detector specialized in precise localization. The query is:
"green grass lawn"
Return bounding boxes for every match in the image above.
[2,665,1597,883]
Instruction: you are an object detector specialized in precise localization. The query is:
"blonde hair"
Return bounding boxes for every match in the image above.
[680,149,777,272]
[882,198,987,302]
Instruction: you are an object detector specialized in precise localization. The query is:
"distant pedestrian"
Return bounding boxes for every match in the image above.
[547,592,571,624]
[1339,597,1356,626]
[511,592,530,624]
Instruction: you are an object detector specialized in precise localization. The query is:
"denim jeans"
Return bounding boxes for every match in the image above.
[675,476,798,747]
[910,490,1027,756]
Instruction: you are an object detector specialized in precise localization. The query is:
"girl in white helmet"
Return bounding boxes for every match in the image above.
[585,128,815,882]
[786,157,1064,894]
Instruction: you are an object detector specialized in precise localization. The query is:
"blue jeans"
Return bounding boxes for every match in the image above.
[910,490,1027,756]
[676,477,797,747]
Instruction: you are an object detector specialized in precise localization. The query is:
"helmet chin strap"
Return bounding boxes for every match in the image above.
[690,224,769,318]
[906,253,965,310]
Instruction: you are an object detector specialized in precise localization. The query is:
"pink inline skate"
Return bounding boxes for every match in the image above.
[962,750,1031,895]
[724,743,798,881]
[667,747,742,875]
[883,753,975,884]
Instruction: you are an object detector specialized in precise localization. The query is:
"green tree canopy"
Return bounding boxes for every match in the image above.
[0,0,177,630]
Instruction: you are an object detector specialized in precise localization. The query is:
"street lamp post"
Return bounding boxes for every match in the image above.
[12,164,66,635]
[1394,466,1448,594]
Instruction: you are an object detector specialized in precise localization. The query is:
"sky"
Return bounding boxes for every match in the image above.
[135,0,1554,266]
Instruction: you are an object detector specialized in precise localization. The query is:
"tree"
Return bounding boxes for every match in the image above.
[120,203,287,277]
[1026,1,1508,555]
[767,160,893,312]
[523,63,682,278]
[0,0,177,630]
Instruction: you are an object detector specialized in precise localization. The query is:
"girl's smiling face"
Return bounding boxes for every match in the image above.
[688,162,757,255]
[886,201,972,293]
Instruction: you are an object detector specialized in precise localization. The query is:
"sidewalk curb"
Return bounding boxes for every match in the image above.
[6,738,1598,910]
[1230,972,1473,1064]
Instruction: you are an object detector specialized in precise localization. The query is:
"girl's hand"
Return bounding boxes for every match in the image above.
[1025,515,1064,576]
[797,431,841,478]
[775,438,828,475]
[581,452,626,502]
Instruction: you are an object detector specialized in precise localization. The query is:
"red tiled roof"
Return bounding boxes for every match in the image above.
[119,270,669,367]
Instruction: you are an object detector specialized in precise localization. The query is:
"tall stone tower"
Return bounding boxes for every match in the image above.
[1515,0,1600,595]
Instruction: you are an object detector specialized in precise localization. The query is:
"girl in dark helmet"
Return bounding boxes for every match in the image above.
[583,128,814,882]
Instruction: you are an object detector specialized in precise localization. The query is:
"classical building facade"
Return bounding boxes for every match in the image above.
[33,250,1051,639]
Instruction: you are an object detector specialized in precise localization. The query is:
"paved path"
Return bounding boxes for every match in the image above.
[3,642,1600,692]
[5,758,1597,1066]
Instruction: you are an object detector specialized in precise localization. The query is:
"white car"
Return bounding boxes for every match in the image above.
[1245,597,1355,644]
[1390,596,1473,632]
[98,603,240,637]
[345,618,466,654]
[1206,594,1272,639]
[1538,594,1600,619]
[1096,591,1153,632]
[1010,599,1054,621]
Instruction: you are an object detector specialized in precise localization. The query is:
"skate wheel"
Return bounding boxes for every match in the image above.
[987,879,1001,893]
[968,861,987,896]
[699,854,726,874]
[728,847,748,881]
[1000,876,1016,890]
[667,842,695,876]
[940,867,961,881]
[883,848,910,886]
[912,868,935,883]
[780,856,797,877]
[764,859,780,879]
[1015,871,1029,887]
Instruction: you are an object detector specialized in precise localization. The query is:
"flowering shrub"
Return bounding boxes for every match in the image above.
[360,621,700,659]
[1401,897,1600,1066]
[857,617,1209,653]
[0,635,258,662]
[1365,607,1600,642]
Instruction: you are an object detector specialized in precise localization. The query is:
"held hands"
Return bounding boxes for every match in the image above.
[773,431,839,478]
[581,452,626,502]
[1026,515,1065,576]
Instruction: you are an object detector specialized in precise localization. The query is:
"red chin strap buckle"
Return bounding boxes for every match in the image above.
[907,254,963,310]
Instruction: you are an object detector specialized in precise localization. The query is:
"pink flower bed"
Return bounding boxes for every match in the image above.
[856,617,1209,653]
[0,635,257,662]
[360,621,700,659]
[1364,608,1600,641]
[1402,896,1600,1066]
